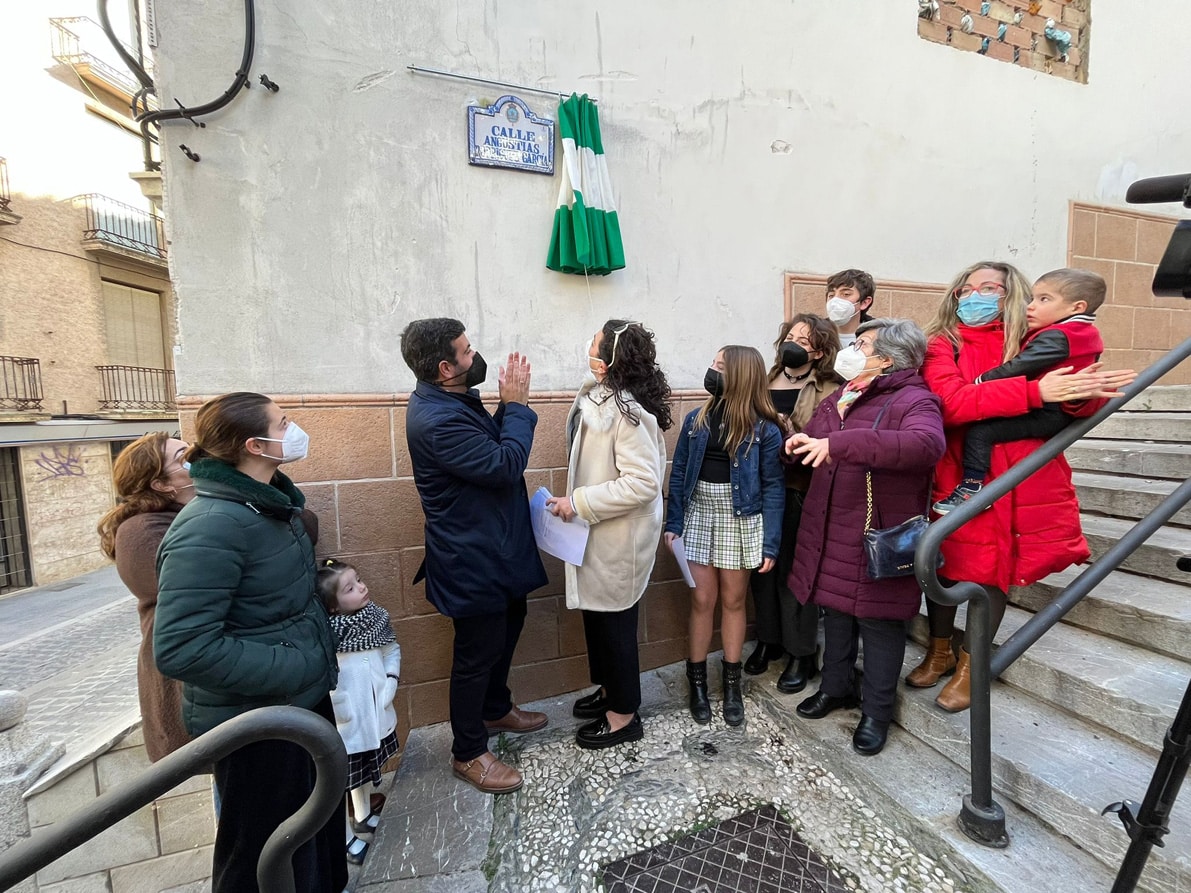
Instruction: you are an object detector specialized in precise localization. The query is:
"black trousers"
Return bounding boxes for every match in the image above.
[581,603,642,715]
[749,489,818,658]
[211,695,347,893]
[963,405,1069,476]
[819,608,907,724]
[449,597,527,761]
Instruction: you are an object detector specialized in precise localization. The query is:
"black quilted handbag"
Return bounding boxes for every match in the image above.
[861,471,940,580]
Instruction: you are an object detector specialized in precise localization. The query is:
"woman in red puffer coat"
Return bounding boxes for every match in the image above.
[910,261,1135,712]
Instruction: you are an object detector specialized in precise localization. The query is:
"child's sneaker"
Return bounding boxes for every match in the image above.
[932,482,983,515]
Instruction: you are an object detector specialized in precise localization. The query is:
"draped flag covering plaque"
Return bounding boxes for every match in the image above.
[467,95,555,175]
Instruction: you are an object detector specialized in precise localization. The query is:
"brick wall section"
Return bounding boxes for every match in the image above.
[1067,201,1191,385]
[179,390,714,735]
[918,0,1090,84]
[26,728,214,891]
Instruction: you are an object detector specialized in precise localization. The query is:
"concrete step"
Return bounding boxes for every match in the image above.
[1081,514,1191,585]
[751,685,1118,893]
[896,644,1191,893]
[1073,472,1191,528]
[910,606,1188,755]
[1012,566,1191,662]
[1125,384,1191,412]
[1087,411,1191,443]
[1066,439,1191,481]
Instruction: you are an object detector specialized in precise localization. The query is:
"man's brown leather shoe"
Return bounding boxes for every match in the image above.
[484,706,548,735]
[451,751,523,794]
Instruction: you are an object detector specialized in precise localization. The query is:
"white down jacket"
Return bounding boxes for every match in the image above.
[330,641,401,755]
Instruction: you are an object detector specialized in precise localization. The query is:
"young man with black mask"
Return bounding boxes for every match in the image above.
[401,318,549,794]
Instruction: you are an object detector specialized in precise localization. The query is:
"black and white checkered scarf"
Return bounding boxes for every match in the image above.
[330,602,396,653]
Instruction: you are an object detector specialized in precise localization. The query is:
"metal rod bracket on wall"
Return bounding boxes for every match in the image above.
[406,65,597,103]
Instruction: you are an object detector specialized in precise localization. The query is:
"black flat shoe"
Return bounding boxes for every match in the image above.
[796,690,860,719]
[776,655,818,694]
[576,713,644,750]
[572,688,609,719]
[743,642,784,676]
[852,714,890,756]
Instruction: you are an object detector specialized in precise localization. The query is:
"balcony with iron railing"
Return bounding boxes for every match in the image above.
[0,158,19,225]
[49,16,156,112]
[0,356,48,418]
[96,365,177,415]
[73,194,167,266]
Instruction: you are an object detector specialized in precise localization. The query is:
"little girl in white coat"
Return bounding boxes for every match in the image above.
[317,559,401,866]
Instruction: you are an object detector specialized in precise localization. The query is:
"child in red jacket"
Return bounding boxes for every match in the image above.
[932,268,1106,514]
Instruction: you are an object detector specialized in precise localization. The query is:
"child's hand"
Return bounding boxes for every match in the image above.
[546,495,575,521]
[758,557,775,573]
[663,532,678,547]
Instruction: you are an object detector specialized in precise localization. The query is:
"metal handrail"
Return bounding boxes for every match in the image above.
[915,334,1191,848]
[0,706,347,893]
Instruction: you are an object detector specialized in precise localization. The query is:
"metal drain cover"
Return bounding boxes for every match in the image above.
[601,804,849,893]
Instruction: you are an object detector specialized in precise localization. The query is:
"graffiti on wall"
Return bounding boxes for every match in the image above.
[36,445,85,480]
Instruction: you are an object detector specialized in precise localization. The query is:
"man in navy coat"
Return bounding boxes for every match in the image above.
[402,318,549,794]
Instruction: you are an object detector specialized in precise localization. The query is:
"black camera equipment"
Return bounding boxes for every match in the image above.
[1100,176,1191,893]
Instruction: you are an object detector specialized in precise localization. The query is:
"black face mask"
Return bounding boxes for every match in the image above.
[703,368,725,399]
[443,352,488,388]
[780,343,810,370]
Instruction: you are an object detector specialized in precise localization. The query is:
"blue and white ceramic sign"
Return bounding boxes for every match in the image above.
[467,95,555,175]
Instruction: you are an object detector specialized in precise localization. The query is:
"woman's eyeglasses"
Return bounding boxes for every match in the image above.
[953,283,1006,300]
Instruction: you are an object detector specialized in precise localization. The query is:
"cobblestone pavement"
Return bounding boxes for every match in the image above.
[0,566,141,774]
[486,702,963,893]
[358,664,978,893]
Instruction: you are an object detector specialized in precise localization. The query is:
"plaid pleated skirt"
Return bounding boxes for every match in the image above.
[682,480,764,570]
[346,730,400,790]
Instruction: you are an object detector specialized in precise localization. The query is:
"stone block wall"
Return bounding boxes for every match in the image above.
[179,391,712,735]
[917,0,1090,83]
[1067,201,1191,385]
[24,727,214,892]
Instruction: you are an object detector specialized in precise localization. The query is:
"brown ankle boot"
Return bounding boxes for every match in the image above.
[906,637,957,688]
[935,649,971,713]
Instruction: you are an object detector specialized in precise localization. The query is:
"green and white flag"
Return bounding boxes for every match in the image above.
[546,93,625,275]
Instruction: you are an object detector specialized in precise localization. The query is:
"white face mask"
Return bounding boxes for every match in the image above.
[833,344,871,381]
[826,297,858,326]
[254,423,310,463]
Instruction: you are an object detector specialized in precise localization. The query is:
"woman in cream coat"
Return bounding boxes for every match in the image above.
[548,320,673,750]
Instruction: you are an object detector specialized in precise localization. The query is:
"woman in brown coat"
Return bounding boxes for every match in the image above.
[97,432,195,761]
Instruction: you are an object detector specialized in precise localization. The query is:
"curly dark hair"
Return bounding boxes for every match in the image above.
[767,313,842,382]
[596,320,673,431]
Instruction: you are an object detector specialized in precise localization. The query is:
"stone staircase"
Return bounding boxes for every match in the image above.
[898,384,1191,893]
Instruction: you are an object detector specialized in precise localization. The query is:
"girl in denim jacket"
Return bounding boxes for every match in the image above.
[665,346,785,726]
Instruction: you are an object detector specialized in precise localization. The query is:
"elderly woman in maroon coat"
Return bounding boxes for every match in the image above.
[784,318,945,756]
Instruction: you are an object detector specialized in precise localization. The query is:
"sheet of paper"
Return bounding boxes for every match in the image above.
[529,487,590,566]
[671,536,696,588]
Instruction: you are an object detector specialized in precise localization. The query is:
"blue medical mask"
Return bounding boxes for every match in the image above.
[956,295,1001,326]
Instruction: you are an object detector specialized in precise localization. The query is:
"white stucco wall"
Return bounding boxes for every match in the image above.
[152,0,1191,393]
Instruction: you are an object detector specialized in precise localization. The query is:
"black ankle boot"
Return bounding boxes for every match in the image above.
[686,659,711,724]
[743,641,783,675]
[722,660,744,727]
[776,654,818,694]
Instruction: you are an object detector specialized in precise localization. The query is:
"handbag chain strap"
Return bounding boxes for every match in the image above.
[861,399,889,537]
[864,471,873,534]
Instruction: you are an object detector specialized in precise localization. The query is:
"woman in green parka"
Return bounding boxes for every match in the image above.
[154,392,345,893]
